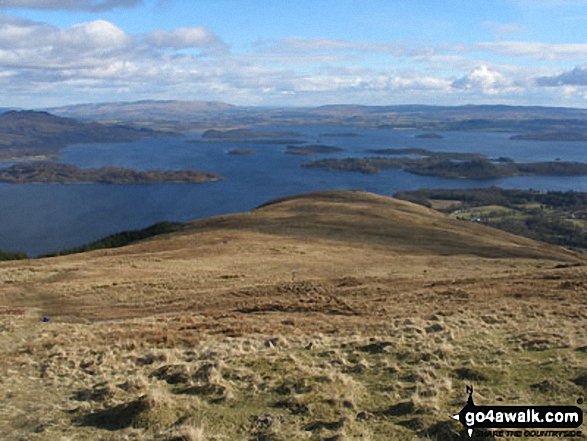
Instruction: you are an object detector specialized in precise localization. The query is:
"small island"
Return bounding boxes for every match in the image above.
[228,148,255,155]
[285,144,344,156]
[415,133,443,139]
[0,162,222,184]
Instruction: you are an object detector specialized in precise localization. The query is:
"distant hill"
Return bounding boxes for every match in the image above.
[0,110,160,160]
[48,100,587,133]
[206,190,575,260]
[95,190,573,262]
[50,100,236,130]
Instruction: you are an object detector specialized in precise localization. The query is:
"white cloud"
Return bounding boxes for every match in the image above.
[0,0,142,12]
[452,65,520,95]
[0,17,231,73]
[67,20,132,50]
[0,17,131,51]
[0,18,133,74]
[1,15,586,107]
[536,66,587,86]
[144,28,227,51]
[467,41,587,61]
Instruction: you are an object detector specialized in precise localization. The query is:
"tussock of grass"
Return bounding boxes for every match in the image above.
[78,388,181,431]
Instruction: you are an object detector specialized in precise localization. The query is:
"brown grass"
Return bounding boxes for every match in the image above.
[0,191,585,440]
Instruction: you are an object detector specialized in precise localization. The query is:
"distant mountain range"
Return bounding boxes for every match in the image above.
[50,100,234,121]
[48,100,587,134]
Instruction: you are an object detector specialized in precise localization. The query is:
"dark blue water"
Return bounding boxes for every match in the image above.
[1,126,586,256]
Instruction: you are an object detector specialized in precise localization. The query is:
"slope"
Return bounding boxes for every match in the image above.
[0,190,579,322]
[0,191,585,441]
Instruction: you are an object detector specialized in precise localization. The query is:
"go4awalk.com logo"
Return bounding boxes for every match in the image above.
[452,386,584,438]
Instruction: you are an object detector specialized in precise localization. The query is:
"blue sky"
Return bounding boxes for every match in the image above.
[1,0,587,108]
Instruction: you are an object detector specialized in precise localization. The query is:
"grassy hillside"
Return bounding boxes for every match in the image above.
[0,191,584,440]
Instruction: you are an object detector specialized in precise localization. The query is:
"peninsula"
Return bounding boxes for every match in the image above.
[0,110,163,161]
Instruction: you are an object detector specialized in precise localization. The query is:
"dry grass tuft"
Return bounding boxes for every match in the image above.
[78,388,180,432]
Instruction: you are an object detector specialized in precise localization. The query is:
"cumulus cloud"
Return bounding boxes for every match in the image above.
[0,17,132,69]
[0,17,230,72]
[67,20,132,50]
[536,66,587,86]
[452,65,519,95]
[0,0,142,12]
[0,16,234,105]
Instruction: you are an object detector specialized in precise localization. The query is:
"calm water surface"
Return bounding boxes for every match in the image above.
[1,126,586,256]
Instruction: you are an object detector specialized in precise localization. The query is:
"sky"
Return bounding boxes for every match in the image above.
[2,0,587,108]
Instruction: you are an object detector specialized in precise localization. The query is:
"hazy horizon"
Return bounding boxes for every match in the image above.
[29,99,587,112]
